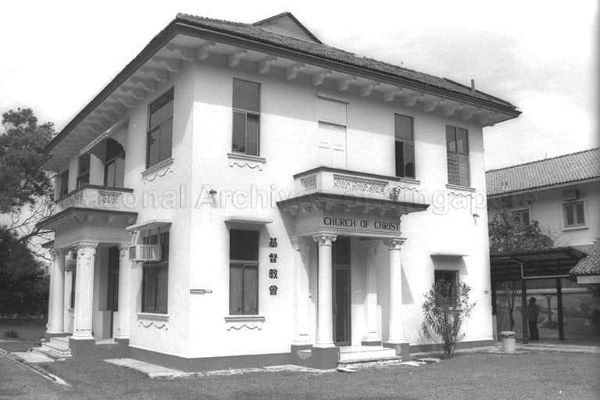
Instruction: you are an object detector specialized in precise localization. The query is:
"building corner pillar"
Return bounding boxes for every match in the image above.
[115,244,132,342]
[384,237,409,359]
[47,248,65,336]
[72,241,98,341]
[312,234,337,348]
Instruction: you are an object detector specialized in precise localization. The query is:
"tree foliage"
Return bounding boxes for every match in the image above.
[488,208,554,254]
[0,108,54,214]
[0,227,48,316]
[421,281,476,358]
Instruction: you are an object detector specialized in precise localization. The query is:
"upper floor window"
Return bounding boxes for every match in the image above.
[58,170,69,199]
[147,88,174,168]
[232,79,260,156]
[104,139,125,188]
[229,229,259,315]
[511,209,530,225]
[563,201,585,228]
[394,114,415,178]
[142,231,170,314]
[446,125,470,187]
[76,154,90,188]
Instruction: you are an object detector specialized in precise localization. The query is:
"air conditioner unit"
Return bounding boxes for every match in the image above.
[562,189,580,201]
[129,244,162,262]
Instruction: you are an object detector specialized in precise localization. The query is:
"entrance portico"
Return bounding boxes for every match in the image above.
[39,207,136,354]
[279,167,429,367]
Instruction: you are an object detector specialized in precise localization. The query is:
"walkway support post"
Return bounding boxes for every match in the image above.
[556,278,564,341]
[521,277,528,344]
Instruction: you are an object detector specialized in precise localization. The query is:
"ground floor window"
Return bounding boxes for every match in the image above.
[434,270,459,300]
[141,232,169,314]
[229,229,259,315]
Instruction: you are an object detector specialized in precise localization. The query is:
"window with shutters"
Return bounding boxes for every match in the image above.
[146,88,174,168]
[141,231,169,314]
[76,154,90,188]
[232,79,260,156]
[563,201,585,228]
[229,229,259,315]
[317,97,347,168]
[446,125,470,187]
[394,114,415,178]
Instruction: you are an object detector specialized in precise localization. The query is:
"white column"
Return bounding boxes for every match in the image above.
[364,241,379,342]
[115,244,132,340]
[63,268,73,333]
[313,234,336,348]
[387,238,406,344]
[47,249,65,334]
[292,237,311,345]
[72,241,98,340]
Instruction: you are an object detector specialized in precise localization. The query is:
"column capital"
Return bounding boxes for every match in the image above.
[76,241,99,251]
[312,234,337,247]
[386,238,406,250]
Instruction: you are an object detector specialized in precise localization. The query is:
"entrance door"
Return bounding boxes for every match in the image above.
[333,237,351,345]
[106,246,120,337]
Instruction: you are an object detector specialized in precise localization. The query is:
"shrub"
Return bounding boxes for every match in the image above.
[421,280,476,358]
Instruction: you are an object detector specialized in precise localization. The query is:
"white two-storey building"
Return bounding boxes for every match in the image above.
[38,12,520,369]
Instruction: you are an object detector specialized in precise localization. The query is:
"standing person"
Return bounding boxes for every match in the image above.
[528,297,540,341]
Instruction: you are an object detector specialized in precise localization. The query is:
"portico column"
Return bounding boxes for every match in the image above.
[47,249,65,335]
[386,238,406,345]
[72,241,98,340]
[115,244,132,341]
[313,234,336,347]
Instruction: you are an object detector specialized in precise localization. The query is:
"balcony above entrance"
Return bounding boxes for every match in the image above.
[55,185,135,214]
[278,167,429,238]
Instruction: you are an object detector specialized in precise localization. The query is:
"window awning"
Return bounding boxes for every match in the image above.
[126,219,171,232]
[225,216,274,227]
[491,247,586,281]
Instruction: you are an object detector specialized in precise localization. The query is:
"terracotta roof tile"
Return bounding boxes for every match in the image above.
[486,148,600,196]
[570,242,600,276]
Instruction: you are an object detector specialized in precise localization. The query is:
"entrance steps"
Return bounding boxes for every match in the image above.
[338,346,400,367]
[32,336,72,359]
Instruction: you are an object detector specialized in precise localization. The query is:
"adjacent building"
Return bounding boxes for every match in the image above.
[487,148,600,342]
[37,12,520,369]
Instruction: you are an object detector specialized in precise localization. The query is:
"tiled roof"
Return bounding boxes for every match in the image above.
[486,148,600,196]
[570,243,600,276]
[175,13,517,111]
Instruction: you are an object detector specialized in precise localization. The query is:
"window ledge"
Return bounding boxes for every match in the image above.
[227,152,266,164]
[563,225,588,232]
[141,157,174,179]
[137,312,169,322]
[446,184,476,193]
[398,177,420,185]
[224,315,265,323]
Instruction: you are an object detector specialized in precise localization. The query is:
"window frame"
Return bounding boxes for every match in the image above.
[231,78,261,157]
[563,200,586,228]
[146,88,174,169]
[446,125,470,187]
[394,113,415,178]
[141,231,170,314]
[511,208,530,226]
[229,228,260,316]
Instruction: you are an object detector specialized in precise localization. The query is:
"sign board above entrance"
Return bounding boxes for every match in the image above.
[294,210,402,238]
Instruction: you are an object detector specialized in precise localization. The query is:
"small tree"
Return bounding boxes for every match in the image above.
[421,280,476,358]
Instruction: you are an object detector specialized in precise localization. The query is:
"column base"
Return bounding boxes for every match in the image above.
[45,331,67,339]
[114,338,130,345]
[383,342,410,360]
[310,346,339,369]
[69,337,96,358]
[361,340,382,346]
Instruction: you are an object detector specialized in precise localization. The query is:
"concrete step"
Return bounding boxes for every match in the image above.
[48,337,70,351]
[32,345,72,360]
[337,356,403,369]
[338,347,396,362]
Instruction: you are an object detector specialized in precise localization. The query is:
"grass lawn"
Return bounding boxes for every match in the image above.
[21,351,597,400]
[0,318,45,341]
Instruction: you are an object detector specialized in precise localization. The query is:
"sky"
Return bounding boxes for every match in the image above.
[0,0,597,170]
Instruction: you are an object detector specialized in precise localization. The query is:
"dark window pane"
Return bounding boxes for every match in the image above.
[159,123,173,161]
[246,114,259,156]
[457,154,470,187]
[395,114,413,141]
[395,141,405,177]
[230,229,259,261]
[156,266,168,314]
[333,237,350,265]
[232,112,246,153]
[233,79,260,112]
[243,265,258,314]
[149,89,174,130]
[59,170,69,197]
[404,142,415,178]
[447,152,460,185]
[565,204,575,226]
[446,126,456,152]
[105,140,124,162]
[142,265,168,314]
[456,128,469,154]
[229,264,243,315]
[78,154,90,175]
[575,202,585,224]
[147,129,160,167]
